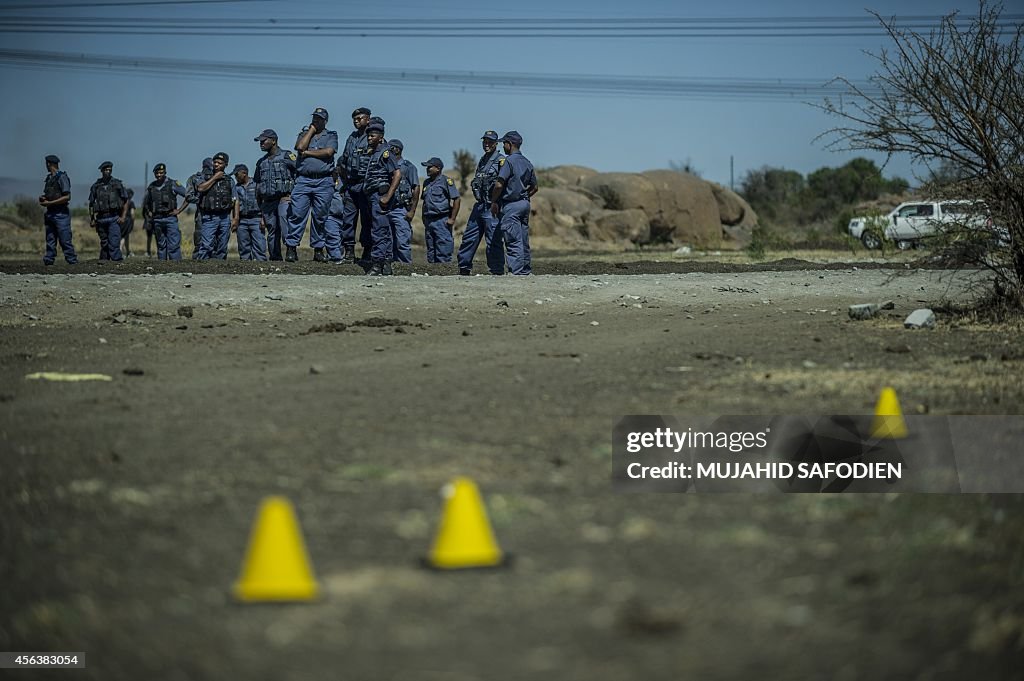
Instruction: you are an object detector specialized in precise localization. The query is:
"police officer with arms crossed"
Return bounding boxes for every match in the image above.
[194,152,234,260]
[339,107,372,264]
[362,120,401,276]
[253,129,295,261]
[286,106,337,263]
[420,157,461,264]
[458,130,506,275]
[490,131,537,275]
[142,163,188,260]
[231,164,268,261]
[88,161,129,261]
[386,138,418,264]
[38,154,78,265]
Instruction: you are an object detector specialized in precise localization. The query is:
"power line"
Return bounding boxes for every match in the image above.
[0,0,270,10]
[0,48,883,101]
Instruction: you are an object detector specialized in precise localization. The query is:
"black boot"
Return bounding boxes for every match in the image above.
[382,260,393,276]
[366,259,383,276]
[285,246,297,262]
[313,247,326,262]
[340,247,355,264]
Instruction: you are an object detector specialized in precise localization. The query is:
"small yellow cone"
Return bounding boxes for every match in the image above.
[871,386,908,439]
[232,496,321,602]
[425,477,506,570]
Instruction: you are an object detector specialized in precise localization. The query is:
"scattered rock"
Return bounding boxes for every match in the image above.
[848,303,880,320]
[177,306,194,318]
[175,325,188,330]
[885,344,912,354]
[904,309,936,329]
[590,321,600,326]
[265,294,283,301]
[880,300,895,310]
[674,245,692,255]
[122,368,145,376]
[309,365,324,375]
[496,300,509,307]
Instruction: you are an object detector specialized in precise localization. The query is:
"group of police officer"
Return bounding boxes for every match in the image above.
[38,106,538,276]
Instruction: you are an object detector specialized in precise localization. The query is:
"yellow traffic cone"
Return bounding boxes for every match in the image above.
[232,496,321,602]
[871,386,908,439]
[425,477,506,570]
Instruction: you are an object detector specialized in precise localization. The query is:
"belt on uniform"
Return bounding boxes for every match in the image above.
[95,211,120,219]
[153,211,175,218]
[423,213,448,220]
[240,212,260,219]
[298,170,333,179]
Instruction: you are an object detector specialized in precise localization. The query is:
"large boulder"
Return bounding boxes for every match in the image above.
[583,209,651,244]
[539,165,599,188]
[709,182,759,247]
[580,171,721,246]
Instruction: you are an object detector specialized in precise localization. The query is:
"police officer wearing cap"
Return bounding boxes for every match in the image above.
[339,107,371,264]
[458,130,506,275]
[253,129,296,261]
[142,163,188,260]
[185,157,214,258]
[420,157,461,264]
[286,106,338,262]
[194,152,235,260]
[362,120,401,275]
[490,131,537,275]
[38,154,78,265]
[88,161,129,261]
[232,164,268,261]
[388,139,418,264]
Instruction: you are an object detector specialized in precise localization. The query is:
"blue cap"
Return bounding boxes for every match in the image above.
[352,107,371,117]
[388,138,404,151]
[202,157,214,170]
[366,121,385,133]
[254,128,277,142]
[421,157,444,169]
[312,107,329,120]
[500,130,523,145]
[481,130,499,141]
[232,163,248,174]
[45,154,60,165]
[98,161,113,170]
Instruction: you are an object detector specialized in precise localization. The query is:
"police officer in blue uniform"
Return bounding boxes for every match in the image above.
[142,163,188,260]
[490,131,537,275]
[387,139,418,264]
[339,107,371,264]
[420,157,461,264]
[362,120,401,276]
[232,164,268,261]
[88,161,129,261]
[38,154,78,265]
[186,157,213,258]
[286,106,337,262]
[253,129,296,261]
[194,152,234,260]
[458,130,506,275]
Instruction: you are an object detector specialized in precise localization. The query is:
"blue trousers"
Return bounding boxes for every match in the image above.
[499,199,531,275]
[423,216,454,263]
[95,215,123,261]
[343,186,372,256]
[389,205,413,264]
[369,194,394,262]
[458,201,504,273]
[43,210,77,264]
[236,218,268,261]
[152,215,182,260]
[324,213,343,261]
[259,197,289,260]
[196,212,230,260]
[286,175,333,249]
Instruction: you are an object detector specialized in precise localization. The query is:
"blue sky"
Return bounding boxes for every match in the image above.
[0,0,979,198]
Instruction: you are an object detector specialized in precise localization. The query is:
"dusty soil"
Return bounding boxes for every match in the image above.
[1,256,1022,680]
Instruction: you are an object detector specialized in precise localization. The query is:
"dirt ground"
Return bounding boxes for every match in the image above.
[1,251,1023,680]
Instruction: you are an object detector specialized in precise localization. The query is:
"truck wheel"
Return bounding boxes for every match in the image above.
[861,230,882,250]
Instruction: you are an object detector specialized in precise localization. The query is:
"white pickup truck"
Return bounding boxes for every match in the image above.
[848,200,995,250]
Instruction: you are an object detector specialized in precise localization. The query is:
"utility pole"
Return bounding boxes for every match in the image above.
[730,155,734,191]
